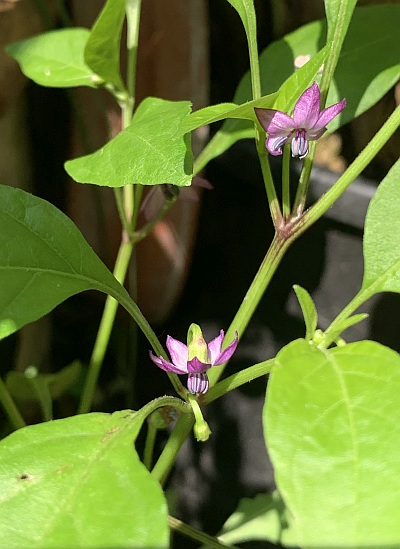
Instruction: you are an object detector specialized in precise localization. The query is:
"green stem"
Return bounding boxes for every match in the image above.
[282,144,291,217]
[143,421,158,470]
[168,515,240,549]
[293,1,355,215]
[256,129,282,224]
[319,1,356,107]
[114,188,134,237]
[0,376,26,430]
[208,233,290,386]
[322,264,398,348]
[125,0,142,107]
[78,239,133,414]
[25,368,53,422]
[204,358,274,405]
[151,413,194,485]
[292,141,316,215]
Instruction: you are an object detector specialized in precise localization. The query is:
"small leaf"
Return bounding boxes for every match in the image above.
[0,411,169,547]
[362,157,400,294]
[6,28,101,88]
[0,185,149,340]
[217,492,297,547]
[66,97,193,187]
[84,0,126,91]
[264,339,400,546]
[324,313,369,344]
[293,285,318,340]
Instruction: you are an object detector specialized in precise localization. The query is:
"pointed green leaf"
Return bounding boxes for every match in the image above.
[324,313,369,344]
[179,95,278,135]
[293,285,318,340]
[362,157,400,294]
[65,97,193,187]
[217,492,297,547]
[0,411,168,547]
[0,185,150,341]
[6,29,101,88]
[264,339,400,547]
[84,0,126,91]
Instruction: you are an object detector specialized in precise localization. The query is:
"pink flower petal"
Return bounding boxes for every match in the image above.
[166,335,189,372]
[149,351,184,374]
[306,127,327,140]
[314,98,346,130]
[187,357,212,374]
[255,108,294,135]
[207,330,224,363]
[293,82,321,129]
[212,331,239,365]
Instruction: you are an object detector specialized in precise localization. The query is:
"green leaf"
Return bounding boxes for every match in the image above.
[66,97,193,187]
[6,362,82,401]
[324,0,357,44]
[236,5,400,132]
[0,185,150,340]
[293,285,318,341]
[84,0,126,91]
[264,339,400,547]
[217,492,297,547]
[6,28,101,88]
[179,95,278,135]
[362,157,400,294]
[0,411,168,547]
[323,313,369,344]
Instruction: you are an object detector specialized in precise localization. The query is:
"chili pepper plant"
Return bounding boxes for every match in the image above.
[1,0,400,547]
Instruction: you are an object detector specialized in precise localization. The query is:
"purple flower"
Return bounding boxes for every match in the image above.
[149,324,238,395]
[254,82,346,159]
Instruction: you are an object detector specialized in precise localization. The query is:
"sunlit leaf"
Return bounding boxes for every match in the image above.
[84,0,126,90]
[66,97,193,187]
[264,339,400,547]
[0,186,149,340]
[217,492,297,547]
[362,157,400,294]
[6,29,101,88]
[0,411,168,547]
